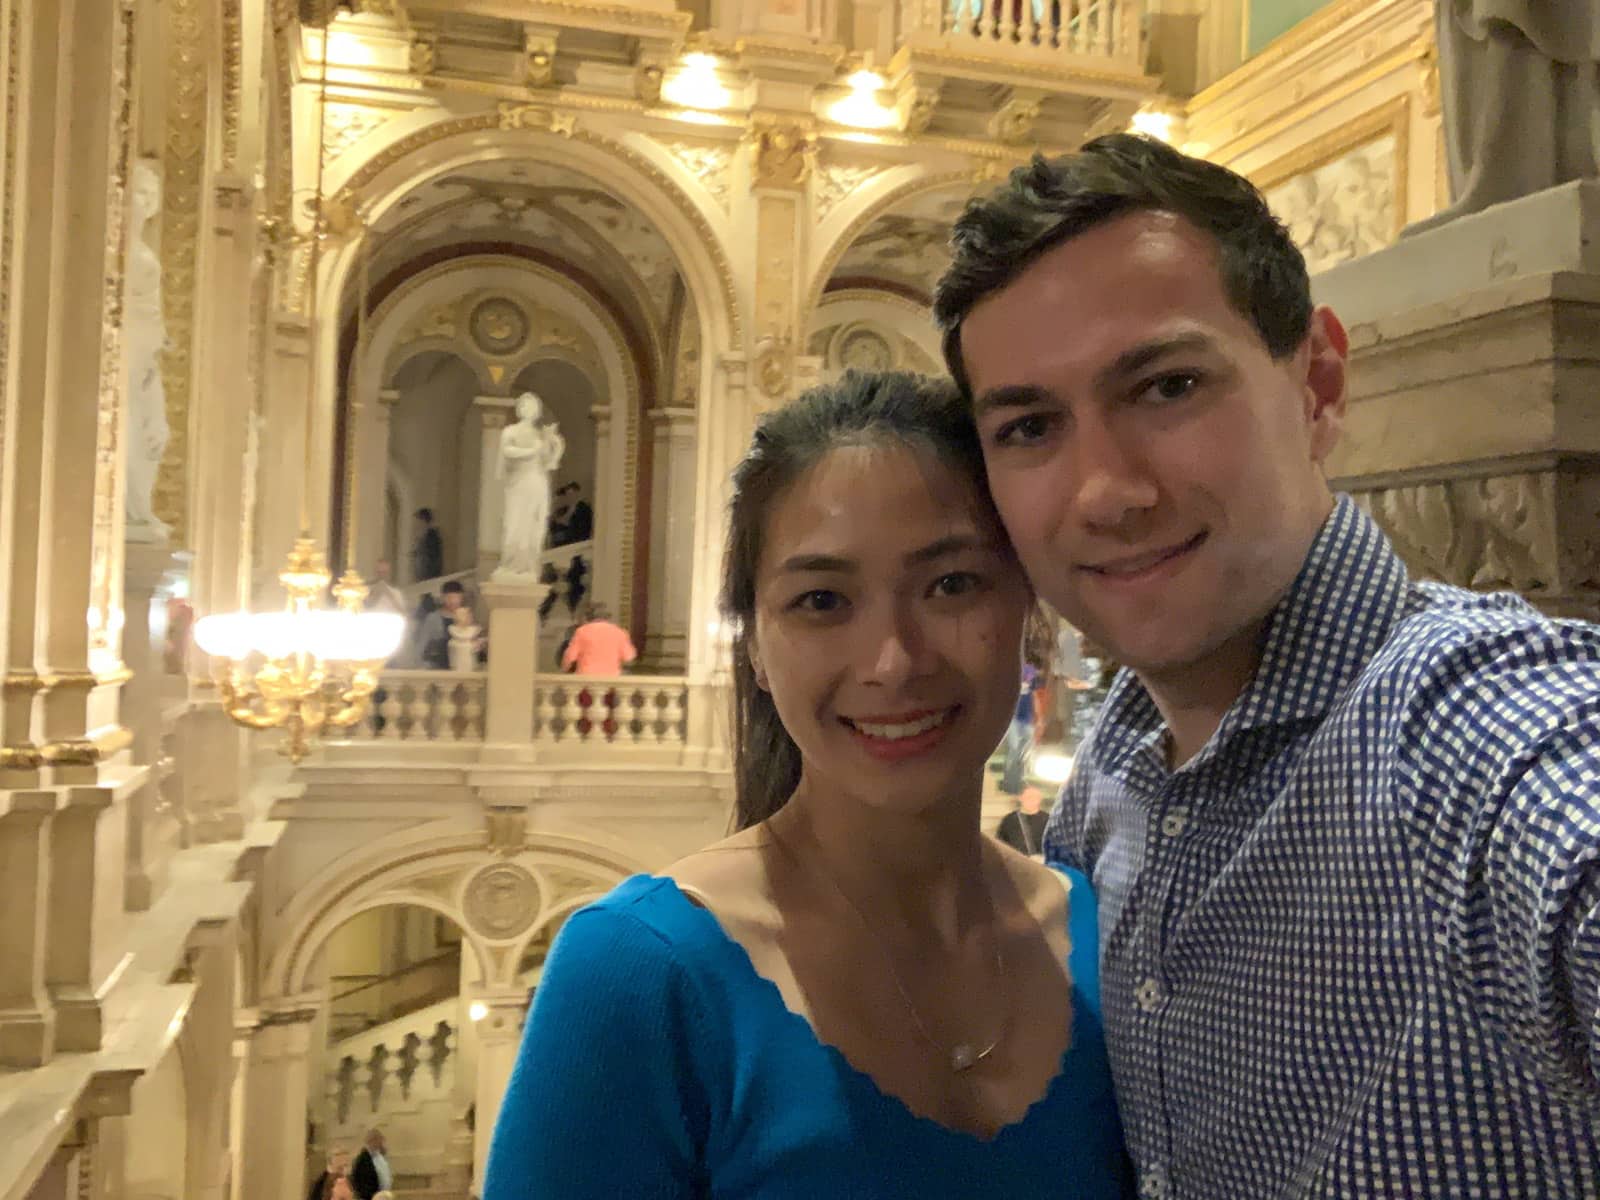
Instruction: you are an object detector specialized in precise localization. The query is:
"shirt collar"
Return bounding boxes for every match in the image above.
[1090,494,1411,780]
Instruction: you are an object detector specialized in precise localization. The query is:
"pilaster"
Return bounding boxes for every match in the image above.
[643,406,698,672]
[0,790,60,1067]
[237,1008,317,1200]
[470,989,529,1186]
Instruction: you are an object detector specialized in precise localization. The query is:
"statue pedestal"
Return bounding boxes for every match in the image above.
[478,581,549,762]
[1317,182,1600,622]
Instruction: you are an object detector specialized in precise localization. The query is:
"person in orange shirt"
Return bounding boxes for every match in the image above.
[560,604,637,676]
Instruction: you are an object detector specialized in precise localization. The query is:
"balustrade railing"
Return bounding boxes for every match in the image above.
[355,671,691,749]
[917,0,1143,63]
[372,672,488,741]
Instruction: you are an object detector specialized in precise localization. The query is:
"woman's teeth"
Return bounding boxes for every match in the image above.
[846,710,953,740]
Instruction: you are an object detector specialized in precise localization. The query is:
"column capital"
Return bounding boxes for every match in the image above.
[647,405,698,428]
[475,395,517,429]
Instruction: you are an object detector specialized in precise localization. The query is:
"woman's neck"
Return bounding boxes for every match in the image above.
[769,772,991,949]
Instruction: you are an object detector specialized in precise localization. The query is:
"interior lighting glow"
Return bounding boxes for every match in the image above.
[826,68,897,131]
[468,1001,489,1023]
[1129,107,1176,144]
[1032,752,1075,785]
[661,52,732,111]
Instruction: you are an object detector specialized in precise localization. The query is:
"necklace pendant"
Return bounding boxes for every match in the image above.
[950,1044,976,1072]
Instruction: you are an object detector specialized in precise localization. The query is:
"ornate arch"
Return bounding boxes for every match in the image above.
[265,821,644,997]
[801,167,981,336]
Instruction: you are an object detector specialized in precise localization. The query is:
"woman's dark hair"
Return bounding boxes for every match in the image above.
[722,370,992,831]
[934,133,1313,398]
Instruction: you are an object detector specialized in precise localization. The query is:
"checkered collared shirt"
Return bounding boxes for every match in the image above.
[1047,494,1600,1198]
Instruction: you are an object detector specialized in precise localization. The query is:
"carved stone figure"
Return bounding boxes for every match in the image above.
[1410,2,1600,234]
[494,392,565,581]
[124,158,171,543]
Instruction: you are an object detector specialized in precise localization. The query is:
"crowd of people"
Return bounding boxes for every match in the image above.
[306,1129,395,1200]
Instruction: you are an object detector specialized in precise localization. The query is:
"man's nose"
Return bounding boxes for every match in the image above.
[1070,416,1159,529]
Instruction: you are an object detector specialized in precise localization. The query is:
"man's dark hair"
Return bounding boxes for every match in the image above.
[440,580,464,595]
[934,133,1313,398]
[415,507,434,522]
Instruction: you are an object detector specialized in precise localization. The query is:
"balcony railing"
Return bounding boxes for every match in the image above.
[363,671,690,749]
[907,0,1144,66]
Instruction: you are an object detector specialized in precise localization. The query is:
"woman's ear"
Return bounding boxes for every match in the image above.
[747,640,769,691]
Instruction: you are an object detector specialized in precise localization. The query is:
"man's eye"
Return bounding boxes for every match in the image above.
[1141,372,1201,404]
[992,412,1053,447]
[791,590,845,614]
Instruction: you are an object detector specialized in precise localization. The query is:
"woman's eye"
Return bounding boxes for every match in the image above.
[930,571,983,599]
[992,412,1054,447]
[790,589,845,614]
[1140,372,1201,404]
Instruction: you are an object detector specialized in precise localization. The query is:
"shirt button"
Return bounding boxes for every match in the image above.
[1140,1163,1169,1199]
[1135,976,1165,1013]
[1160,807,1189,838]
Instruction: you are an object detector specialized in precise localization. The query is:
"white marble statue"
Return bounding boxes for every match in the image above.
[124,158,171,542]
[1410,1,1600,234]
[493,392,566,581]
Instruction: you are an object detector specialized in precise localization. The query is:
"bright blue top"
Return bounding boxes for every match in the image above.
[484,868,1132,1199]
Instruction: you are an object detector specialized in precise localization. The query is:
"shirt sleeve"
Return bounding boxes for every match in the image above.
[1393,622,1600,1099]
[482,903,710,1199]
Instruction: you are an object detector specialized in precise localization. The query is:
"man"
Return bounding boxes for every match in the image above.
[995,785,1048,859]
[415,580,467,670]
[935,134,1600,1196]
[563,481,593,544]
[411,507,443,583]
[349,1129,391,1200]
[560,603,636,676]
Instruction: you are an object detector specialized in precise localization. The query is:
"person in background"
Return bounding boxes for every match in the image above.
[999,654,1044,794]
[349,1129,391,1200]
[996,785,1049,859]
[563,481,593,544]
[560,603,636,676]
[416,581,468,670]
[304,1151,348,1200]
[411,507,443,583]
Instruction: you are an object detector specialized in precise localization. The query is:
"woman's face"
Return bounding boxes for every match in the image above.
[750,440,1028,814]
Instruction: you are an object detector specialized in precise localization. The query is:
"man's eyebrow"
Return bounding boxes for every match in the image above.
[972,383,1052,416]
[1096,332,1216,388]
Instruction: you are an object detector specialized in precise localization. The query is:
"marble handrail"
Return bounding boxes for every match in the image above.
[931,0,1143,62]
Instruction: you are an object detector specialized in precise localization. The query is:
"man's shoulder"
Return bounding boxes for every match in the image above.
[1375,580,1598,679]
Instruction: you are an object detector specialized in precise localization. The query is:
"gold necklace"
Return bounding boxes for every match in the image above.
[765,818,1010,1073]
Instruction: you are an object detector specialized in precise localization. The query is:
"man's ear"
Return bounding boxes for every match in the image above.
[1303,306,1348,466]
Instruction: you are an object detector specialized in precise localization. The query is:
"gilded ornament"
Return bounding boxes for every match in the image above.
[410,34,437,77]
[635,63,664,106]
[496,102,576,136]
[468,297,532,357]
[750,126,817,190]
[815,162,885,221]
[656,139,734,211]
[989,94,1042,146]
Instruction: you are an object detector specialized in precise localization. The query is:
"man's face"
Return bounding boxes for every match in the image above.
[959,210,1344,690]
[375,560,392,582]
[442,591,463,612]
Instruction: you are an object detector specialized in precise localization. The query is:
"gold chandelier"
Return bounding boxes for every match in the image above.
[192,28,402,763]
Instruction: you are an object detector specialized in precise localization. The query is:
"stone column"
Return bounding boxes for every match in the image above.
[478,581,546,759]
[473,397,516,579]
[237,1008,317,1200]
[122,544,181,910]
[255,314,313,606]
[0,790,60,1067]
[368,388,400,571]
[643,407,698,671]
[46,784,118,1051]
[587,402,616,611]
[470,989,529,1186]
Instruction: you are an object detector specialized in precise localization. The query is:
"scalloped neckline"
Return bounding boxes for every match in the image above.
[648,873,1083,1146]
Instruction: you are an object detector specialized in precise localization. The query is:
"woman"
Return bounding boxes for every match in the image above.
[484,372,1130,1197]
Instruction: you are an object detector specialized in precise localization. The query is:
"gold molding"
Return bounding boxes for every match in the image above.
[0,1,20,470]
[1187,0,1391,113]
[222,0,242,171]
[1251,94,1411,242]
[330,112,740,340]
[890,43,1156,94]
[157,0,208,544]
[1195,38,1419,169]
